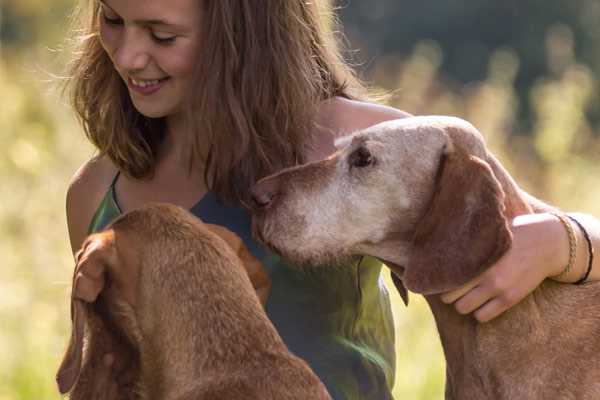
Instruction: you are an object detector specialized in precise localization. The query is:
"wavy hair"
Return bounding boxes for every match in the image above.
[66,0,371,203]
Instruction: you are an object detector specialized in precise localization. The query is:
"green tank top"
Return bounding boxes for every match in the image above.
[88,174,396,399]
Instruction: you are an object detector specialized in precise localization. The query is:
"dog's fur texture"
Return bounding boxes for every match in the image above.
[56,204,331,400]
[251,116,600,400]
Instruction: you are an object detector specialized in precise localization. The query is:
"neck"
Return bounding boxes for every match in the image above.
[138,265,285,400]
[155,115,209,182]
[425,289,561,399]
[161,115,191,163]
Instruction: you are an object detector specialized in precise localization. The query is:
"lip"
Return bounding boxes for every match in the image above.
[127,77,170,96]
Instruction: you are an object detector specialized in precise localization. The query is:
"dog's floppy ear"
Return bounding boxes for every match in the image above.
[403,142,513,294]
[56,299,87,394]
[57,293,139,398]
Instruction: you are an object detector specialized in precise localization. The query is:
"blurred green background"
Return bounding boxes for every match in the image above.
[1,0,599,398]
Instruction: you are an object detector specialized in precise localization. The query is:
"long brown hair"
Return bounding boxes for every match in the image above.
[66,0,370,203]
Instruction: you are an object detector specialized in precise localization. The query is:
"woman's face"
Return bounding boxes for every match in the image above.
[98,0,201,119]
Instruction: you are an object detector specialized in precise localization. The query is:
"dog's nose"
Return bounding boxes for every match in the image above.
[249,179,279,210]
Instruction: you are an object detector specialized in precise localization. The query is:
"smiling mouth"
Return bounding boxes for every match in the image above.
[130,77,169,87]
[127,77,170,95]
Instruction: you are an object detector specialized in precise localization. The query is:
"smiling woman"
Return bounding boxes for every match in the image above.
[62,0,408,399]
[97,0,200,118]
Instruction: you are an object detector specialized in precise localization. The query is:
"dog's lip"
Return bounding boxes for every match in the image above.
[380,259,406,277]
[250,217,266,245]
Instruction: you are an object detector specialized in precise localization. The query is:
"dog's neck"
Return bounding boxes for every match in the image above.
[420,170,536,399]
[134,260,286,400]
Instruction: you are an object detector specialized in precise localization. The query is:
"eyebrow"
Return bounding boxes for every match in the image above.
[99,0,188,31]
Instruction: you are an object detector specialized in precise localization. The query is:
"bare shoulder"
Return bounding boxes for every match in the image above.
[66,155,117,255]
[317,97,412,139]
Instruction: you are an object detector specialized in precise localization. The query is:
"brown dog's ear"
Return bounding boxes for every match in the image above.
[403,144,513,294]
[56,299,87,394]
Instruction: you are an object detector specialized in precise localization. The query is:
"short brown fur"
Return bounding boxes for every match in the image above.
[57,203,331,400]
[251,115,600,400]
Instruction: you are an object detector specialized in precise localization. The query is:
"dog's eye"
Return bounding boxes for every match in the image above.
[349,146,374,168]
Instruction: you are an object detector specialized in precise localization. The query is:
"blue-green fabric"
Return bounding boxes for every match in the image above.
[88,177,396,399]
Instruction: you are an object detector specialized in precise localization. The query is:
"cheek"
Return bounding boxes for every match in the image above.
[156,43,197,79]
[99,23,119,55]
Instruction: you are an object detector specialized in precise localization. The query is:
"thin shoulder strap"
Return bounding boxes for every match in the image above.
[110,170,121,188]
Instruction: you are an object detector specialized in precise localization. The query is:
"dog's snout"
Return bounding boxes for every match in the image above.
[250,179,279,210]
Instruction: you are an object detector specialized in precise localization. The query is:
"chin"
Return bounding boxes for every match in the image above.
[131,105,168,119]
[130,98,180,119]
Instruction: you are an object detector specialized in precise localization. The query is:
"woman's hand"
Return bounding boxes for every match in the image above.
[73,230,139,307]
[440,213,570,322]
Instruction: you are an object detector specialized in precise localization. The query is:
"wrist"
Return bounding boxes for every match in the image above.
[548,212,577,281]
[511,213,569,279]
[542,213,572,280]
[547,212,589,283]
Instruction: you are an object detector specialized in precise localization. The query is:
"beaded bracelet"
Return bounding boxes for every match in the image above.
[550,212,577,280]
[566,215,595,285]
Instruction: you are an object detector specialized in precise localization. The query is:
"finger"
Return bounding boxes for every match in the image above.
[206,224,242,252]
[257,287,270,307]
[74,247,85,263]
[76,255,107,279]
[103,353,115,367]
[95,353,119,398]
[453,284,495,315]
[440,276,481,304]
[473,296,512,323]
[74,272,105,302]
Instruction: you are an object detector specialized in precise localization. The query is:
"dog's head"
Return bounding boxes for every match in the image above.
[251,116,512,295]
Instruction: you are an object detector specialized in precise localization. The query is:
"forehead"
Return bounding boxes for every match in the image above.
[102,0,201,28]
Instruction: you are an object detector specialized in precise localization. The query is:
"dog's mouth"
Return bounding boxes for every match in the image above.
[379,259,406,278]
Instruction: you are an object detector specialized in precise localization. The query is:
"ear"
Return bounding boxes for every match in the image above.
[56,299,87,394]
[403,144,513,294]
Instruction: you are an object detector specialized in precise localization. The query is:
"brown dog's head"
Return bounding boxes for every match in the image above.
[251,116,512,295]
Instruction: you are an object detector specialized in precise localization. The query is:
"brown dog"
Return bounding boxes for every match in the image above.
[56,203,331,400]
[251,116,600,399]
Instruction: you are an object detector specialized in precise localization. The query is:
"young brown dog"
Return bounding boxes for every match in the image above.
[56,203,331,400]
[251,116,600,400]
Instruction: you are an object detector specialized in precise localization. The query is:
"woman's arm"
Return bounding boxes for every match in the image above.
[66,156,116,256]
[316,97,411,138]
[440,210,599,322]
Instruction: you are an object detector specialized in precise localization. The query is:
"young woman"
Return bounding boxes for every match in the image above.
[65,0,599,398]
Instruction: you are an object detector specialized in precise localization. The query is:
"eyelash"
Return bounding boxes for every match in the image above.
[100,11,177,45]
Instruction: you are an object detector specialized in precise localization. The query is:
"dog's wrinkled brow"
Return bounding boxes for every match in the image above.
[334,133,367,151]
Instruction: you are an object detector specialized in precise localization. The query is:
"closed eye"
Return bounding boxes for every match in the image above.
[101,11,123,25]
[99,2,177,45]
[150,31,177,45]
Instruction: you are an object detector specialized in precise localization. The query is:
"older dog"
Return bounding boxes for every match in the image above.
[251,116,600,399]
[56,204,331,400]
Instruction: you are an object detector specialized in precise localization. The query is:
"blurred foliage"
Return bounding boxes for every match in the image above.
[339,0,600,132]
[1,0,599,399]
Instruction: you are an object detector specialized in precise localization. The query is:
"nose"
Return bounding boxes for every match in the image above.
[249,178,280,210]
[113,30,150,73]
